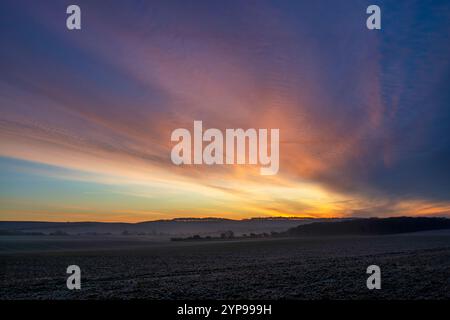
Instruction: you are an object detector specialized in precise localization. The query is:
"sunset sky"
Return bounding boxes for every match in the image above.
[1,0,450,222]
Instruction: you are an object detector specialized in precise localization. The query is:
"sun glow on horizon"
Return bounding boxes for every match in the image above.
[1,1,449,222]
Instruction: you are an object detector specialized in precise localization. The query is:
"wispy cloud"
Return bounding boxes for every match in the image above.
[0,0,449,221]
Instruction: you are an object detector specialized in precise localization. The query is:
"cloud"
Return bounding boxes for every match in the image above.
[0,0,449,220]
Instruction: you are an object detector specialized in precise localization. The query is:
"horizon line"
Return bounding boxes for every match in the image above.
[1,215,449,224]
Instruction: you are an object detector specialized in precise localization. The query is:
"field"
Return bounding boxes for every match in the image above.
[1,231,450,300]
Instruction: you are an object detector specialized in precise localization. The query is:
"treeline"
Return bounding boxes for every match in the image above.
[171,217,450,241]
[285,217,450,237]
[171,230,281,242]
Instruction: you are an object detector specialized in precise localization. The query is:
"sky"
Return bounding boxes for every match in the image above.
[1,0,450,222]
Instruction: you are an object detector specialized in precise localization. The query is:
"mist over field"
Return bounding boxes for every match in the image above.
[1,217,450,300]
[0,217,324,238]
[2,231,450,300]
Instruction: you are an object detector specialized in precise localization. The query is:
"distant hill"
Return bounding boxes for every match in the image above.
[0,217,334,237]
[285,217,450,237]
